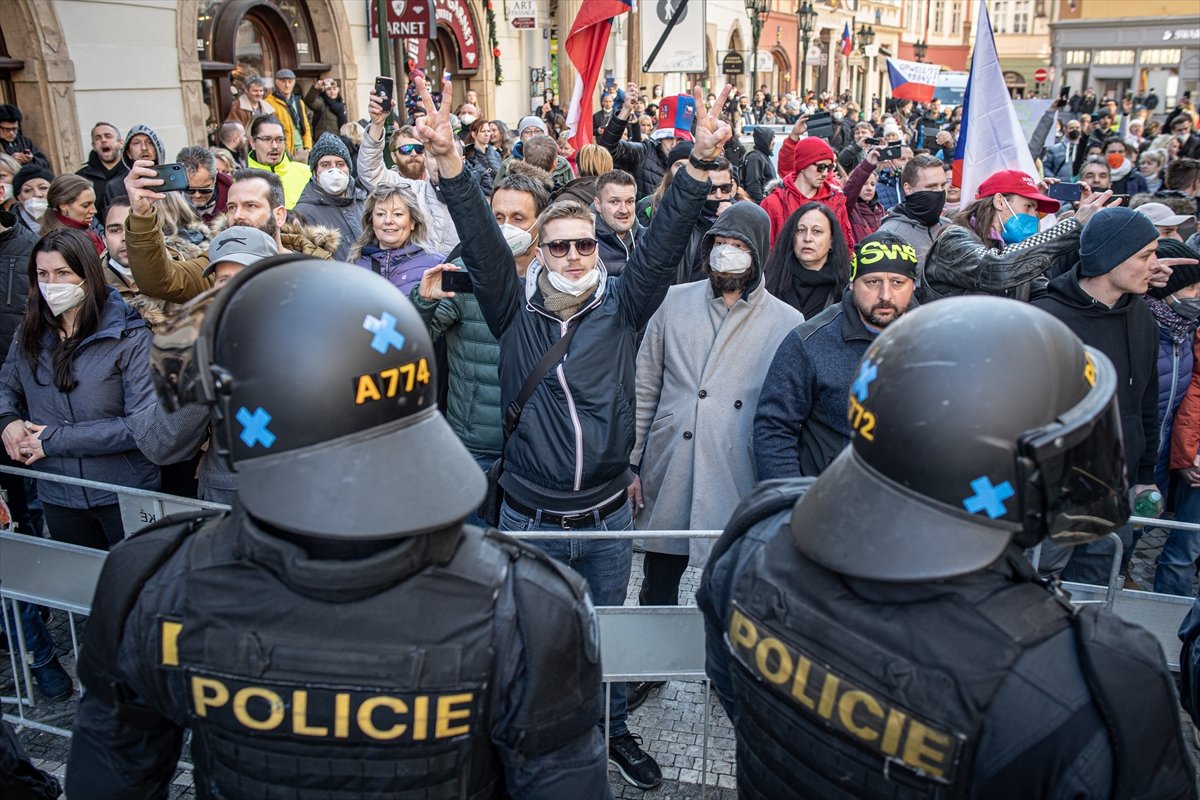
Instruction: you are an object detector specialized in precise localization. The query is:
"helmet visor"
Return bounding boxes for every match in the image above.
[149,288,220,412]
[1018,350,1130,544]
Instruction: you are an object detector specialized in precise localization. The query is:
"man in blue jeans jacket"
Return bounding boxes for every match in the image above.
[409,75,734,790]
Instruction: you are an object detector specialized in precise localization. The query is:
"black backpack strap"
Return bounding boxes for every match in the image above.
[502,321,579,439]
[77,511,225,707]
[1073,607,1199,800]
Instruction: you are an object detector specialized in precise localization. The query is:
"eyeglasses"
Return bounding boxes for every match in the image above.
[0,125,17,134]
[254,136,285,145]
[395,143,425,156]
[544,238,598,258]
[812,162,835,173]
[186,186,215,197]
[708,183,735,197]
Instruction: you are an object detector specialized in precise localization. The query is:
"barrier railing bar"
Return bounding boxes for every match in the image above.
[0,465,230,511]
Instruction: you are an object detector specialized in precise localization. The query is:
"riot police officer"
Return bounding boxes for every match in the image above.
[66,257,611,799]
[699,296,1197,799]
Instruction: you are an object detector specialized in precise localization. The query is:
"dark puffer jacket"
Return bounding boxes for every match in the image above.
[742,127,777,204]
[595,211,645,277]
[0,287,160,508]
[599,112,671,199]
[1147,297,1195,490]
[0,212,35,357]
[291,180,366,262]
[440,164,709,512]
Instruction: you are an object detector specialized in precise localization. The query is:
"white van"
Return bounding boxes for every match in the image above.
[933,71,969,110]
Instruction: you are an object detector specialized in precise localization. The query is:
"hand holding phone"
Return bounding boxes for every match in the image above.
[149,163,189,193]
[1046,182,1083,205]
[880,144,903,161]
[375,76,395,113]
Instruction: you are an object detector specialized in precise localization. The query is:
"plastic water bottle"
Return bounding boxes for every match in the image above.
[1133,488,1164,518]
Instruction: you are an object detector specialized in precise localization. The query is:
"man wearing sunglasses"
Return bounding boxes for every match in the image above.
[246,115,312,210]
[416,74,735,791]
[359,93,459,257]
[676,156,741,284]
[176,145,230,225]
[761,128,855,249]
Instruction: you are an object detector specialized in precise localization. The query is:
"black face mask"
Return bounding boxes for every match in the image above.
[702,198,726,219]
[1067,129,1081,141]
[902,190,947,227]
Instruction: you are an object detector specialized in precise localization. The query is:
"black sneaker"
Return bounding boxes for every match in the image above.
[626,680,665,712]
[609,731,662,790]
[30,655,72,702]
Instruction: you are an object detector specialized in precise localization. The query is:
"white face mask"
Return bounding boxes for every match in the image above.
[0,183,9,203]
[39,281,86,316]
[316,167,350,195]
[546,265,600,296]
[500,222,534,256]
[709,243,753,274]
[24,197,48,220]
[460,114,477,127]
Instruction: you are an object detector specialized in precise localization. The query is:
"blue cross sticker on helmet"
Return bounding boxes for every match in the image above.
[963,476,1014,519]
[237,406,276,449]
[363,311,406,354]
[853,361,877,402]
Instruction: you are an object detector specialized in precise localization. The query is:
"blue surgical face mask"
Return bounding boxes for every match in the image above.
[1000,196,1039,245]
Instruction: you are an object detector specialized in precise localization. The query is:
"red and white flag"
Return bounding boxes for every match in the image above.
[564,0,633,151]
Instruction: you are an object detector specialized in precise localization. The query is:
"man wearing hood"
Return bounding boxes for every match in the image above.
[247,115,312,209]
[600,85,692,199]
[754,232,918,480]
[742,126,777,204]
[626,202,800,710]
[761,134,854,248]
[418,74,735,792]
[1033,207,1186,582]
[592,169,644,276]
[676,156,740,284]
[76,122,125,216]
[292,132,365,261]
[102,123,164,210]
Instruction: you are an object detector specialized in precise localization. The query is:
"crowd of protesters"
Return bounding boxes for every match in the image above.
[1,67,1200,791]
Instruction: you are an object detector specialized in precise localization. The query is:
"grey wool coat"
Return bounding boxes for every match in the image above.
[631,202,802,559]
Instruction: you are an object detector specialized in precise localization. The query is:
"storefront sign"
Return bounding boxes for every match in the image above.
[722,52,745,75]
[370,0,437,40]
[1162,28,1200,41]
[436,0,480,70]
[508,0,537,30]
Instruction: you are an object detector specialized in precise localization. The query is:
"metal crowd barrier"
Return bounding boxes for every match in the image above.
[2,466,1199,795]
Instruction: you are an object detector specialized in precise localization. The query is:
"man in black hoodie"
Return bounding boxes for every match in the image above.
[76,122,126,214]
[742,126,777,203]
[1033,207,1191,582]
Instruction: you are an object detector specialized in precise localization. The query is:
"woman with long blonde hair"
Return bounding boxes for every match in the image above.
[349,185,444,297]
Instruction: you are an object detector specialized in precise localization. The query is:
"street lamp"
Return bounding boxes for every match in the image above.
[856,25,876,109]
[745,0,771,110]
[797,1,818,101]
[914,39,928,63]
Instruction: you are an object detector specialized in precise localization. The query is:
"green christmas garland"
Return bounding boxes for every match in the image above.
[485,1,503,85]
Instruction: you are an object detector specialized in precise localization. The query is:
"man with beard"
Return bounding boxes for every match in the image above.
[102,123,164,209]
[593,169,644,276]
[121,161,337,302]
[219,121,248,169]
[358,93,459,255]
[754,232,917,479]
[624,202,801,710]
[176,145,231,225]
[76,122,125,215]
[247,115,312,209]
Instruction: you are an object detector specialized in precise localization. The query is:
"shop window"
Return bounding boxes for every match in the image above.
[0,25,22,106]
[274,0,317,61]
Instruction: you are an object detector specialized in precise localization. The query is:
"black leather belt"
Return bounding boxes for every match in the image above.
[505,493,629,530]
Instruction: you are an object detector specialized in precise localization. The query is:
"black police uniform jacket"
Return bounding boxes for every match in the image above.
[66,507,610,800]
[697,480,1197,800]
[439,162,709,514]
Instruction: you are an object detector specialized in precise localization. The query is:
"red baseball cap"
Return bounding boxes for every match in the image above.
[975,170,1060,214]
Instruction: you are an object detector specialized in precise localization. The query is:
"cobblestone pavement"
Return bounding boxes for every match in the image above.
[4,528,1197,797]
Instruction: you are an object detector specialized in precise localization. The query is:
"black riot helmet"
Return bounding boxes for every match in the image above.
[790,296,1129,581]
[150,256,485,539]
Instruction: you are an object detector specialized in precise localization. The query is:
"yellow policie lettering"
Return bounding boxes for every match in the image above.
[1083,352,1097,388]
[189,674,475,742]
[355,358,432,405]
[160,620,182,666]
[727,607,960,782]
[848,395,876,441]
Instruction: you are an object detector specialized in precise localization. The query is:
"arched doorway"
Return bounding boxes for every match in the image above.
[396,2,483,114]
[0,0,78,171]
[770,48,791,100]
[727,28,747,95]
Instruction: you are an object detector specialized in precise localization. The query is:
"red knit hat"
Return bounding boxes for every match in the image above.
[792,137,837,172]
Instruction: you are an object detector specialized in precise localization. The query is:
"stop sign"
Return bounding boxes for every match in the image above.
[1034,67,1049,83]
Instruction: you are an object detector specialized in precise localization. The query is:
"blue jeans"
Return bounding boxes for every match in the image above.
[1155,482,1200,595]
[1,600,56,668]
[499,498,633,738]
[465,453,500,529]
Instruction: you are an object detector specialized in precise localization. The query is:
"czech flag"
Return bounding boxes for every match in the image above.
[565,0,633,152]
[841,23,852,57]
[885,58,941,104]
[952,0,1039,199]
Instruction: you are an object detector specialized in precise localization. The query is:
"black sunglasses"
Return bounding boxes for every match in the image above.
[708,183,735,196]
[186,186,215,196]
[395,143,425,156]
[544,238,598,258]
[813,162,835,173]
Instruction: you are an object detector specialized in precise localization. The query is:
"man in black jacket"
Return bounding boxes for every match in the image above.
[76,122,126,215]
[0,105,49,170]
[413,73,733,792]
[601,85,694,198]
[1034,206,1195,582]
[742,126,777,203]
[592,169,644,276]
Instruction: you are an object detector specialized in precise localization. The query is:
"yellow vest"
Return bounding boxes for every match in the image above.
[247,153,312,210]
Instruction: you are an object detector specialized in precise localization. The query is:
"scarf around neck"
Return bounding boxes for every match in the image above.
[56,213,105,255]
[536,266,597,321]
[1147,295,1195,343]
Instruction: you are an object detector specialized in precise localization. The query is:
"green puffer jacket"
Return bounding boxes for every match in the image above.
[410,263,502,458]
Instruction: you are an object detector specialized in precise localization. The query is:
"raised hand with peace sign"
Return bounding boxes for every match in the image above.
[411,73,464,180]
[684,82,735,182]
